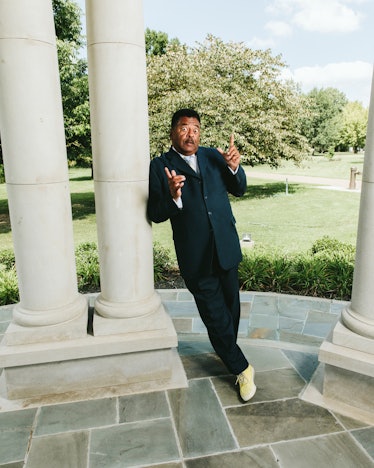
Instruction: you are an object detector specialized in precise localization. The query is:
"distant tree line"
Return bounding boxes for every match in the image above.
[0,0,369,180]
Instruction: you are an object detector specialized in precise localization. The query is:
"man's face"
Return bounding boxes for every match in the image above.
[170,116,200,156]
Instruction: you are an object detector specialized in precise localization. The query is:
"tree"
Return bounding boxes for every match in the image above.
[53,0,83,45]
[53,0,91,166]
[301,87,347,154]
[338,101,368,153]
[147,35,310,166]
[145,28,180,56]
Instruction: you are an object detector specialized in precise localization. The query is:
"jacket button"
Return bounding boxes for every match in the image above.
[208,211,212,215]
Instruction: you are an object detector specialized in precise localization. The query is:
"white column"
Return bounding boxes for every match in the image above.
[342,68,374,339]
[314,69,374,423]
[0,0,87,343]
[86,0,161,323]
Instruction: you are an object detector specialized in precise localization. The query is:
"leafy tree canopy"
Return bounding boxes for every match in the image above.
[301,87,348,154]
[53,0,83,45]
[147,35,310,167]
[53,0,91,166]
[339,101,368,153]
[145,28,180,56]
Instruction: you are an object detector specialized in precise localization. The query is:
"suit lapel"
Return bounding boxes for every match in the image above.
[165,148,201,178]
[196,148,206,178]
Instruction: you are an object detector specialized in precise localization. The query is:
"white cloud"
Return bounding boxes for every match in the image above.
[267,0,364,33]
[293,1,362,32]
[247,36,276,49]
[283,61,373,105]
[265,21,293,37]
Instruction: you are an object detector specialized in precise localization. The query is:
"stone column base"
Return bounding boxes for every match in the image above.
[316,320,374,422]
[4,298,88,346]
[0,304,187,407]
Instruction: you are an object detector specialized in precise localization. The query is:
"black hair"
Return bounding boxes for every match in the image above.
[171,108,201,129]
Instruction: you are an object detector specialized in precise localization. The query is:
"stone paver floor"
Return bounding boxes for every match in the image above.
[0,291,373,467]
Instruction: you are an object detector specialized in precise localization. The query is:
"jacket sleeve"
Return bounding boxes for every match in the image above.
[225,164,247,197]
[210,146,246,197]
[147,157,182,223]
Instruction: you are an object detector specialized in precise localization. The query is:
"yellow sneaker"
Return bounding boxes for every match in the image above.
[236,365,256,401]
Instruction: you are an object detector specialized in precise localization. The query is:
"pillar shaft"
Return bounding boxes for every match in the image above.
[342,68,374,338]
[86,0,160,319]
[0,0,87,332]
[0,0,186,402]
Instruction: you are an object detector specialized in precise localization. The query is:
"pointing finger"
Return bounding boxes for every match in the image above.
[164,167,172,179]
[229,134,234,148]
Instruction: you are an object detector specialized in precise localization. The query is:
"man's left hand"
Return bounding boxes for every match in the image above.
[217,134,241,171]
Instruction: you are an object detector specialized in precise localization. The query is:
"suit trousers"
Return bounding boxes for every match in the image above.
[184,266,248,375]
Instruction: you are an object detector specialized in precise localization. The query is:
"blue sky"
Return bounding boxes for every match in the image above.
[77,0,373,106]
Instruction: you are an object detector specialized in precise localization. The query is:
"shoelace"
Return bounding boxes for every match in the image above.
[235,373,248,386]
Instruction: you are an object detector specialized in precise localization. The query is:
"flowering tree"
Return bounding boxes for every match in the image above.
[147,35,310,166]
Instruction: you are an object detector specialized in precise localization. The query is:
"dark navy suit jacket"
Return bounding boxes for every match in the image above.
[147,146,247,279]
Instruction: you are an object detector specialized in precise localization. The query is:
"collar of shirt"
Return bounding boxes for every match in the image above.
[172,146,196,160]
[172,147,198,172]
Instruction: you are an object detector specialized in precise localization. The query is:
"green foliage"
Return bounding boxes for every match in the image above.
[0,249,15,269]
[238,236,354,300]
[53,0,83,45]
[145,28,180,56]
[53,0,91,166]
[0,269,19,306]
[338,101,368,153]
[0,236,356,305]
[0,164,5,184]
[310,235,355,257]
[147,35,311,166]
[75,242,100,291]
[153,242,173,282]
[301,87,348,154]
[0,250,18,305]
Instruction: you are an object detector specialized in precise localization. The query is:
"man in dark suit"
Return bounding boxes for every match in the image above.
[147,108,256,401]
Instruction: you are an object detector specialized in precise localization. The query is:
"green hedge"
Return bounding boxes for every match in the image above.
[0,236,355,306]
[0,249,18,305]
[0,242,176,306]
[238,236,354,300]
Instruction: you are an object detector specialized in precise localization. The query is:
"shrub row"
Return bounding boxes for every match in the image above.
[0,236,354,306]
[0,242,175,306]
[239,236,354,300]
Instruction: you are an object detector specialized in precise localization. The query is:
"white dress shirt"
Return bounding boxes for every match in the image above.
[171,147,238,208]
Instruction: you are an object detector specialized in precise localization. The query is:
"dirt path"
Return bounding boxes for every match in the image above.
[247,171,362,192]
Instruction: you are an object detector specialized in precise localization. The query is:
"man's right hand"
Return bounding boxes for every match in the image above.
[165,167,186,200]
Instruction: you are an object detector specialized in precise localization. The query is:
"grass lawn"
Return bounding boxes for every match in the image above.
[151,178,360,256]
[249,152,364,179]
[231,179,359,253]
[0,153,362,256]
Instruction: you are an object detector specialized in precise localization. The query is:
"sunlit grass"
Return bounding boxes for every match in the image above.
[232,179,359,254]
[249,152,364,180]
[0,156,362,256]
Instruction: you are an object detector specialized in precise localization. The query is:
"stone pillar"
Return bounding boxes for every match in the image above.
[316,69,374,424]
[86,0,161,332]
[342,74,374,338]
[0,0,87,344]
[0,0,186,402]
